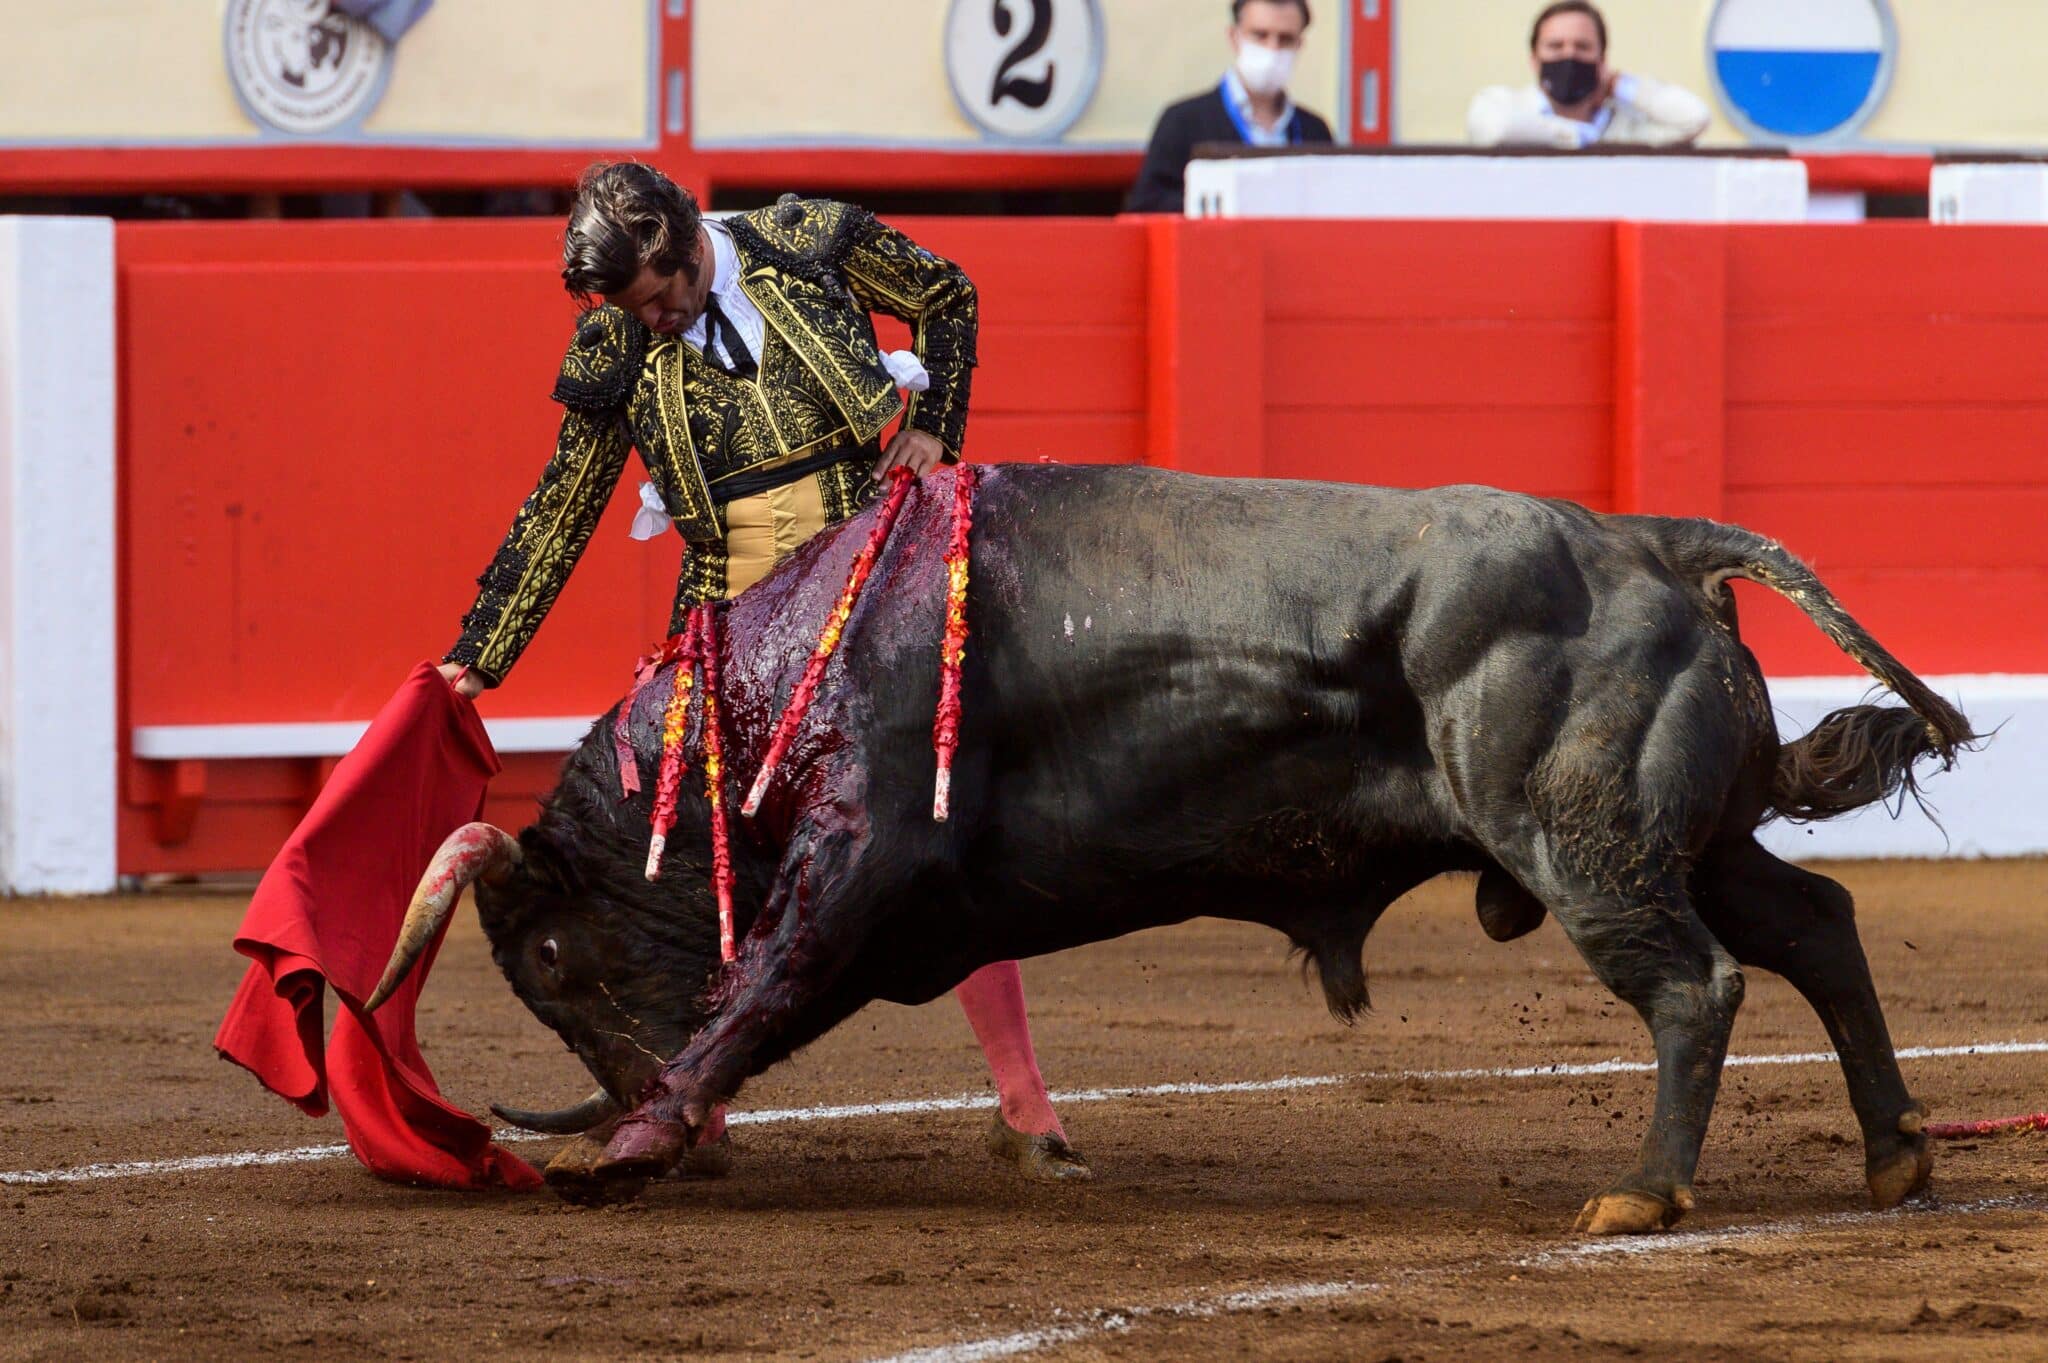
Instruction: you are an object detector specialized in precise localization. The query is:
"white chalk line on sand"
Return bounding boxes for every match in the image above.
[865,1194,2048,1363]
[5,1038,2045,1188]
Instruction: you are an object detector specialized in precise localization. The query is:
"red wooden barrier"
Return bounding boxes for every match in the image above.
[115,216,2048,872]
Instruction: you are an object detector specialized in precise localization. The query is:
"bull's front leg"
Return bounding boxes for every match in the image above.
[593,821,873,1197]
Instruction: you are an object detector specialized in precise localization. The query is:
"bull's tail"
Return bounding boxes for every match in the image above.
[1619,516,1980,824]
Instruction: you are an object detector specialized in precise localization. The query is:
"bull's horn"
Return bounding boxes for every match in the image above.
[489,1089,622,1135]
[363,823,521,1013]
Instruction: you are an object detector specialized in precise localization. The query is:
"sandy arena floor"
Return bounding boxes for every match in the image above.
[2,859,2045,1361]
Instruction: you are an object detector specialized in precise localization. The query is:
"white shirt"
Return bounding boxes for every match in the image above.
[682,220,766,368]
[1466,75,1711,149]
[1222,67,1300,148]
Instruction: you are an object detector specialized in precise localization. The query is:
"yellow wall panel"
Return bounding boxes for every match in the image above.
[693,0,1344,148]
[364,0,652,143]
[1861,1,2048,146]
[0,0,650,145]
[0,0,255,141]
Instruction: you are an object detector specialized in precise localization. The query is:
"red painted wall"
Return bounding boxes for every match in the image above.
[115,216,2048,872]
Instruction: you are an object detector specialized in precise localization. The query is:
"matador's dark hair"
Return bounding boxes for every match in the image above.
[1529,0,1607,53]
[561,162,704,305]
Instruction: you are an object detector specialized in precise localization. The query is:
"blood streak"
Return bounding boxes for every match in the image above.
[742,465,917,818]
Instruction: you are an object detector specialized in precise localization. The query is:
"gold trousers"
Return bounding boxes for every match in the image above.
[720,470,831,598]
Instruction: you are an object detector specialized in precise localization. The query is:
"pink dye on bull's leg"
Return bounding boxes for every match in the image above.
[742,466,917,818]
[955,960,1067,1140]
[932,464,978,822]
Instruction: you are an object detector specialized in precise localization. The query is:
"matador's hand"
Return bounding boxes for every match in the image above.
[436,661,487,700]
[871,429,947,482]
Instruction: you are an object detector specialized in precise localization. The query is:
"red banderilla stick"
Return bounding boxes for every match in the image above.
[695,603,738,961]
[932,464,978,821]
[1926,1111,2048,1140]
[644,624,702,880]
[616,630,694,800]
[742,465,917,818]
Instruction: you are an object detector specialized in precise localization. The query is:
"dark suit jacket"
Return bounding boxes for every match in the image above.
[1125,86,1336,213]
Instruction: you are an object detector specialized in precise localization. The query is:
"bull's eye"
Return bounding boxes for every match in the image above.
[538,938,559,969]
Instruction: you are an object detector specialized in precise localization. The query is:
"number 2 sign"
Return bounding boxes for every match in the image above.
[944,0,1104,142]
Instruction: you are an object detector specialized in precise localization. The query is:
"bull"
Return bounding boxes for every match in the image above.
[369,465,1973,1233]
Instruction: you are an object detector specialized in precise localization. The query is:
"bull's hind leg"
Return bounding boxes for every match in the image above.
[1526,873,1746,1234]
[1695,839,1931,1209]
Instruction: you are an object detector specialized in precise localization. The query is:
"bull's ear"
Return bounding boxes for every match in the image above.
[516,825,582,896]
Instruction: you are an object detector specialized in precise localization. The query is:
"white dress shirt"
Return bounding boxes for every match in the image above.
[682,220,766,369]
[1466,75,1711,149]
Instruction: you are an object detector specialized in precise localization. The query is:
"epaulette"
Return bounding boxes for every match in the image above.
[727,195,875,286]
[551,304,649,412]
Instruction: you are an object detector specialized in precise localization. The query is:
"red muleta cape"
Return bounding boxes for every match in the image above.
[213,662,542,1190]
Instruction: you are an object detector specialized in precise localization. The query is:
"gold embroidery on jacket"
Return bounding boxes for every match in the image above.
[449,197,978,684]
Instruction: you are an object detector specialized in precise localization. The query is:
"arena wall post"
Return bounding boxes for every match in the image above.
[0,216,117,894]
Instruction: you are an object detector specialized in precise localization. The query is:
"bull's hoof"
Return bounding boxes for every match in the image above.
[545,1160,648,1207]
[541,1132,607,1183]
[593,1110,693,1193]
[1867,1143,1933,1210]
[1572,1188,1688,1236]
[670,1131,732,1180]
[541,1121,656,1205]
[1865,1101,1933,1209]
[986,1111,1093,1182]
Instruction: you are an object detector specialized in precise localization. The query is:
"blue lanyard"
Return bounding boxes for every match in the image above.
[1219,76,1302,146]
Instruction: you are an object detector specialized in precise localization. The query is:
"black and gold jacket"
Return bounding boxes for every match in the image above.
[446,198,978,685]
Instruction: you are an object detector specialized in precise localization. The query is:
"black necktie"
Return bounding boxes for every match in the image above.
[701,295,758,380]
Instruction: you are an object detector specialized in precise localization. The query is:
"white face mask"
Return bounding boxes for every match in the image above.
[1234,40,1296,98]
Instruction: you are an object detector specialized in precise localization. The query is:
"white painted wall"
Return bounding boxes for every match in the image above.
[1759,675,2048,862]
[1184,154,1810,222]
[0,217,116,894]
[1931,163,2048,223]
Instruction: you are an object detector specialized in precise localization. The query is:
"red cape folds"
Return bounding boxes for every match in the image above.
[213,662,542,1191]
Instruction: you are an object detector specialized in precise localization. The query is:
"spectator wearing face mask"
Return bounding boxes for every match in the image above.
[1125,0,1335,213]
[1468,0,1709,149]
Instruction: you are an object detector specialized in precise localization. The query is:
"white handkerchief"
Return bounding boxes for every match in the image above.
[629,480,671,541]
[883,349,930,393]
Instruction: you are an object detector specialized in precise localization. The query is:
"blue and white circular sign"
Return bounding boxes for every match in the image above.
[1708,0,1895,143]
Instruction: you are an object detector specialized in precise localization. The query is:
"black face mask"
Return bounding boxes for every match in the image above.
[1540,57,1601,105]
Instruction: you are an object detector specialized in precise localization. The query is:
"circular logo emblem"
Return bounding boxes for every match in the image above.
[225,0,392,137]
[944,0,1105,143]
[1707,0,1895,144]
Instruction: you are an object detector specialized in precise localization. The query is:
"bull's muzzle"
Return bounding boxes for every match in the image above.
[363,822,521,1013]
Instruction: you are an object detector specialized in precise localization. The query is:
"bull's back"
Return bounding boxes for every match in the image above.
[942,467,1494,876]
